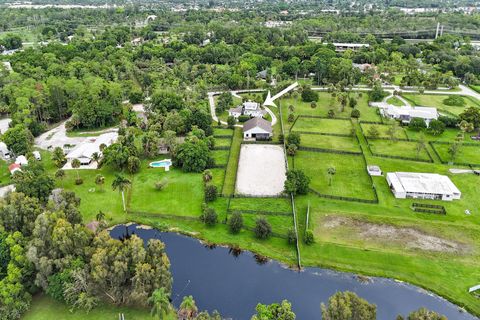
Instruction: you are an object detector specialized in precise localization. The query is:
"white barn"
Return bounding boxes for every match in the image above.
[243,118,272,141]
[229,101,266,119]
[373,104,439,126]
[65,132,117,167]
[386,172,461,201]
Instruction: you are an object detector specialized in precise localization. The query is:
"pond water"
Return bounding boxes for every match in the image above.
[110,224,477,320]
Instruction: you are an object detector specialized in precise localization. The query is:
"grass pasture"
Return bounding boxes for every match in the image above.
[431,142,480,166]
[300,134,360,152]
[291,151,376,200]
[402,93,480,116]
[367,139,432,162]
[360,123,408,139]
[291,117,353,135]
[211,149,230,166]
[215,137,232,148]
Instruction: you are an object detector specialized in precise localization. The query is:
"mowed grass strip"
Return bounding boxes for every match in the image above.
[292,117,352,135]
[222,127,243,195]
[360,123,408,139]
[432,143,480,165]
[213,127,234,136]
[241,214,293,237]
[300,134,360,152]
[368,139,431,161]
[291,151,376,200]
[228,197,292,213]
[212,149,230,166]
[215,137,232,147]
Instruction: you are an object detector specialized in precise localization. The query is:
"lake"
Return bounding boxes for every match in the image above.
[110,224,477,320]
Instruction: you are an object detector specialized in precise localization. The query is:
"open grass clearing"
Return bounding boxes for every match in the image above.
[368,139,431,161]
[360,123,408,139]
[292,117,353,135]
[316,214,471,254]
[241,214,293,237]
[228,197,292,213]
[402,94,480,116]
[386,96,405,106]
[280,92,381,130]
[431,143,480,166]
[129,163,204,218]
[300,134,360,152]
[23,294,158,320]
[215,137,232,148]
[291,151,376,200]
[213,127,234,136]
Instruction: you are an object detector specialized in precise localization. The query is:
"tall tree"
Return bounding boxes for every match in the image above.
[111,174,131,212]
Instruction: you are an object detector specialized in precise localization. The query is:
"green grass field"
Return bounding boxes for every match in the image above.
[432,143,480,166]
[367,139,432,161]
[211,149,229,166]
[292,117,353,135]
[360,123,408,139]
[402,94,480,116]
[23,295,158,320]
[386,96,405,106]
[300,134,360,152]
[290,151,376,200]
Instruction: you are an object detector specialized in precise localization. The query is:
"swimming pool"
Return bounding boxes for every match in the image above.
[149,159,172,170]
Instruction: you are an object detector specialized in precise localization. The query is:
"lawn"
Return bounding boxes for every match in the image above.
[280,92,381,129]
[211,150,229,166]
[402,94,480,116]
[367,139,432,161]
[470,85,480,94]
[291,117,353,135]
[129,163,204,218]
[213,126,234,137]
[290,151,376,200]
[431,142,480,166]
[214,137,232,148]
[23,295,158,320]
[222,127,242,196]
[300,133,360,152]
[360,123,408,139]
[386,96,405,106]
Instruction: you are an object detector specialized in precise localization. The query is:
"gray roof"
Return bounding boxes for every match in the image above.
[243,117,272,133]
[229,105,243,114]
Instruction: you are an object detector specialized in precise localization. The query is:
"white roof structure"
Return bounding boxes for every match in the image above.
[387,172,461,199]
[15,155,28,166]
[243,101,259,111]
[0,142,9,154]
[66,132,116,160]
[386,105,438,121]
[2,62,12,72]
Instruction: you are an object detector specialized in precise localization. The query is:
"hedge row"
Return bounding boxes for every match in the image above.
[226,209,291,216]
[213,146,231,150]
[214,135,233,139]
[292,130,353,137]
[412,207,446,215]
[309,188,379,204]
[412,203,446,209]
[241,140,282,145]
[299,115,351,120]
[298,146,362,155]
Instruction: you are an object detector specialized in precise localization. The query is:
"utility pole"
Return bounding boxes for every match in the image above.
[435,22,440,39]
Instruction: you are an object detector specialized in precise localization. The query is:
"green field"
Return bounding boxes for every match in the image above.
[290,151,376,200]
[386,96,405,106]
[300,134,360,152]
[23,295,158,320]
[402,94,480,116]
[432,143,480,166]
[211,149,229,166]
[367,139,432,161]
[292,117,352,135]
[360,123,408,139]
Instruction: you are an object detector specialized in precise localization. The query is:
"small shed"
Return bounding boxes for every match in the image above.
[32,151,41,161]
[0,142,10,159]
[367,165,382,176]
[15,155,28,166]
[8,163,21,175]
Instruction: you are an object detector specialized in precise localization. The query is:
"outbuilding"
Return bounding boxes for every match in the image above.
[386,172,461,201]
[243,118,273,141]
[8,163,21,175]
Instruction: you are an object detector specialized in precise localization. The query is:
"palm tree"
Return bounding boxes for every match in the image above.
[111,174,131,212]
[71,158,81,180]
[95,174,105,192]
[92,152,100,165]
[148,288,171,320]
[96,210,105,222]
[178,296,198,320]
[327,167,336,186]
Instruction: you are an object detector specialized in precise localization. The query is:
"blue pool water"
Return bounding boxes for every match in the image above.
[150,159,172,168]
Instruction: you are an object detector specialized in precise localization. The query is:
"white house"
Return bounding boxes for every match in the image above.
[372,103,439,126]
[243,118,273,141]
[15,155,28,166]
[386,172,461,201]
[367,165,382,176]
[65,132,117,167]
[2,62,12,72]
[229,101,267,119]
[0,142,11,159]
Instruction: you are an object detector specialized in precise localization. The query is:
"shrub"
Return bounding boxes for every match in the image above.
[438,115,457,128]
[288,113,295,123]
[443,95,465,107]
[286,132,301,146]
[228,211,243,234]
[350,109,360,118]
[287,144,298,156]
[301,86,319,102]
[204,184,218,202]
[201,207,217,226]
[304,230,315,245]
[238,115,251,122]
[327,109,335,118]
[287,228,297,244]
[428,119,446,136]
[284,169,310,195]
[310,102,317,109]
[155,179,168,191]
[75,178,83,185]
[408,117,427,131]
[367,125,380,139]
[254,217,272,239]
[227,116,236,129]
